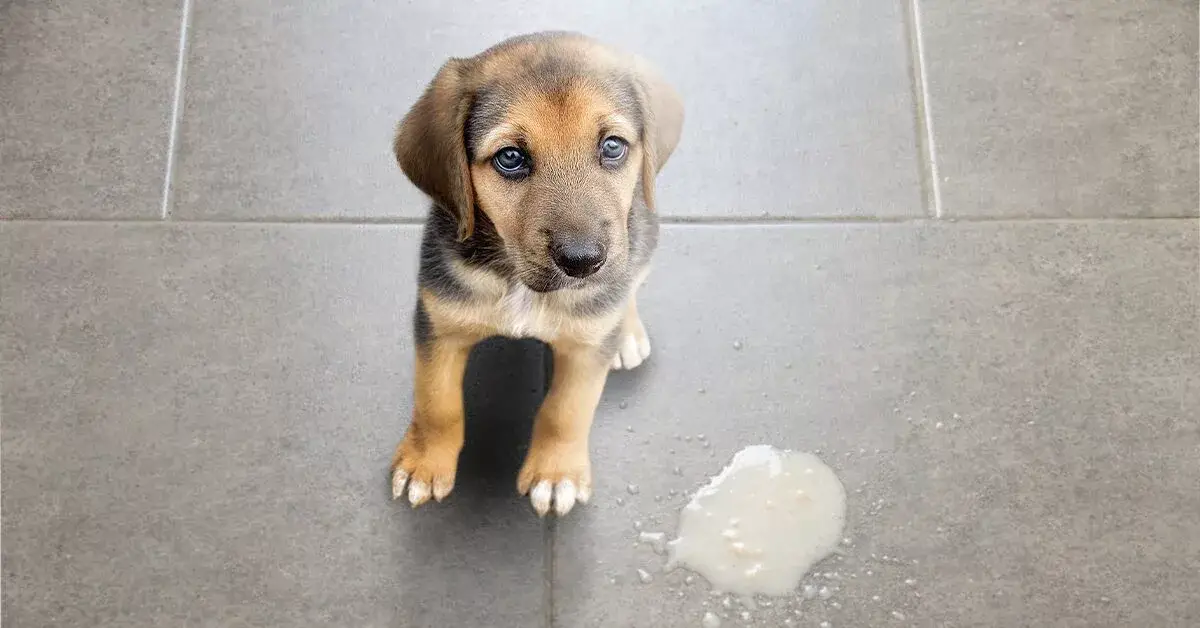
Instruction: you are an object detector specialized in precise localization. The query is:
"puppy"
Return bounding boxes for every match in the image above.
[389,32,683,517]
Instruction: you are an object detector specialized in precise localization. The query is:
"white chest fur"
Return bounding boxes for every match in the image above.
[497,284,551,339]
[444,260,629,346]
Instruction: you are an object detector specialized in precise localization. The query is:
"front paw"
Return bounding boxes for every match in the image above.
[610,316,651,371]
[391,429,460,508]
[517,441,592,517]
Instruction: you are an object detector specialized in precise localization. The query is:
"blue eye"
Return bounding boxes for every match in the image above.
[600,137,628,163]
[493,147,529,177]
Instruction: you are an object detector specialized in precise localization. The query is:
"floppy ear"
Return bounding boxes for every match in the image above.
[394,59,476,240]
[631,57,684,211]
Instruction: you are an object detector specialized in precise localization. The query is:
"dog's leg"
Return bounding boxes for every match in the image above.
[518,341,609,516]
[610,295,651,370]
[391,336,472,506]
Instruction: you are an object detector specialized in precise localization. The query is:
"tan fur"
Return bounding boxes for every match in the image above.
[517,340,611,498]
[390,33,682,515]
[391,337,476,505]
[469,82,643,280]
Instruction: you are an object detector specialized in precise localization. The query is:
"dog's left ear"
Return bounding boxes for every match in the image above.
[631,57,684,212]
[394,59,477,241]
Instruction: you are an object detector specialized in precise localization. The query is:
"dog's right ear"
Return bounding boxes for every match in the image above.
[394,59,476,241]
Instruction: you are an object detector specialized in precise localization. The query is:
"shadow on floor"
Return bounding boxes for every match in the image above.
[456,337,550,498]
[387,337,552,624]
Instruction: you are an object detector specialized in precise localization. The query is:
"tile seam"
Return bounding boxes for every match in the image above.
[159,0,194,221]
[905,0,944,219]
[544,516,556,628]
[4,215,1199,228]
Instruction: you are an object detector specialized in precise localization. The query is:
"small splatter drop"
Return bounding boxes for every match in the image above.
[627,484,640,495]
[732,340,743,350]
[619,401,628,409]
[701,611,722,628]
[638,531,667,555]
[891,611,906,620]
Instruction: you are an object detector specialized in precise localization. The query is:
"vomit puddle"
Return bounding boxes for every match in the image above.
[668,445,846,597]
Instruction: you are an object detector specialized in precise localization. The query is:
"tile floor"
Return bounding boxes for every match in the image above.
[2,1,1198,626]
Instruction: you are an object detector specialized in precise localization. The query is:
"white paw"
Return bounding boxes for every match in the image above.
[391,466,454,507]
[528,479,591,517]
[611,325,651,371]
[518,445,593,518]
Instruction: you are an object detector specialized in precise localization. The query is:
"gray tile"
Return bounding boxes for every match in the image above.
[553,221,1199,627]
[922,0,1200,218]
[0,0,178,220]
[0,224,549,628]
[173,0,921,220]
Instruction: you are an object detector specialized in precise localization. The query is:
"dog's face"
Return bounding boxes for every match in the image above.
[394,33,682,292]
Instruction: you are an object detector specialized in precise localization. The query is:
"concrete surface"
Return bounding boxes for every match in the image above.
[2,1,1198,627]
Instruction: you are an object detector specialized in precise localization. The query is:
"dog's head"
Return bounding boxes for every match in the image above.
[394,32,683,292]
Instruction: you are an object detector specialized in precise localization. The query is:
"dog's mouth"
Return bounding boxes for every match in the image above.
[516,261,595,293]
[519,269,582,293]
[521,274,565,293]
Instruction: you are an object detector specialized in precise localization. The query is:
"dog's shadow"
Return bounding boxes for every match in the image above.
[387,337,553,619]
[387,338,656,618]
[387,338,549,531]
[455,336,551,496]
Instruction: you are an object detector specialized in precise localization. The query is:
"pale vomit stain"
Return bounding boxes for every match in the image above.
[669,445,846,597]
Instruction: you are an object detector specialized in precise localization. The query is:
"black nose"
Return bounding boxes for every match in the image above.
[549,234,607,278]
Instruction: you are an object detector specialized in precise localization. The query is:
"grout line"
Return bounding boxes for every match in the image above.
[663,215,917,225]
[4,215,1198,228]
[159,0,195,221]
[905,0,944,219]
[543,515,556,628]
[540,344,555,628]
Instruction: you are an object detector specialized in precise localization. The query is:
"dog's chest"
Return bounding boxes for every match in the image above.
[494,285,566,340]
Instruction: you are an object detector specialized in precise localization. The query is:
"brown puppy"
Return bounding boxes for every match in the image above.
[389,32,683,517]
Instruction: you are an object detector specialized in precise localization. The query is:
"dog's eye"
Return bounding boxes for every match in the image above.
[599,137,628,164]
[493,147,529,177]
